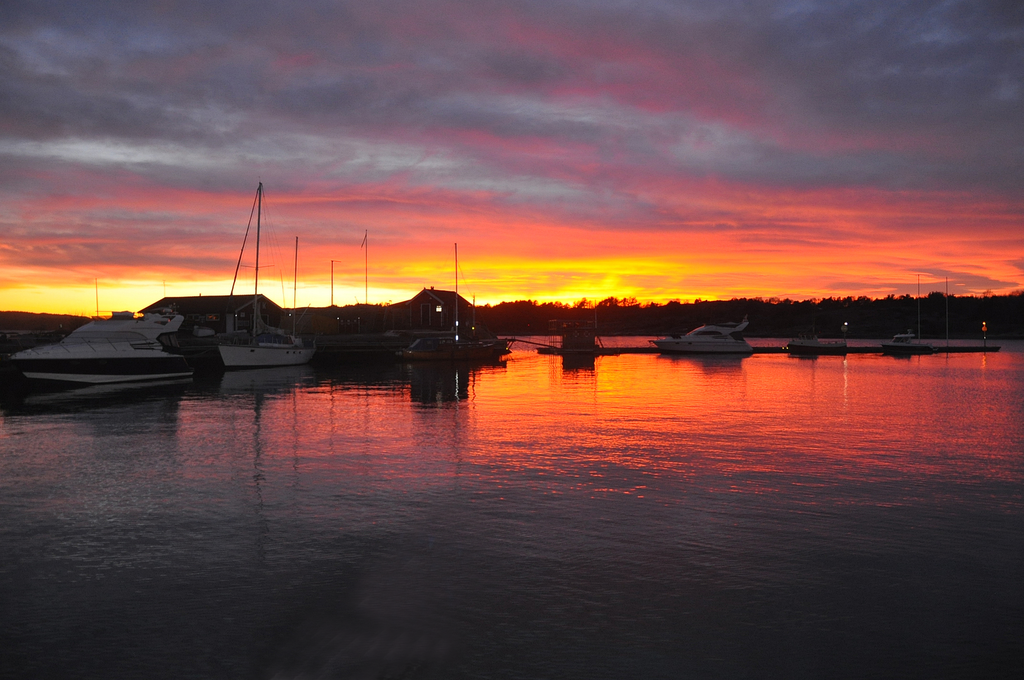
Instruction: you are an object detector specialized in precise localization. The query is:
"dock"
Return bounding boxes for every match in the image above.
[509,339,1000,356]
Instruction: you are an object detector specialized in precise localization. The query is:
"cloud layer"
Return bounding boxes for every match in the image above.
[1,0,1022,312]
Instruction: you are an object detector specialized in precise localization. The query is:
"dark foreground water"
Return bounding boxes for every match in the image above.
[2,343,1022,679]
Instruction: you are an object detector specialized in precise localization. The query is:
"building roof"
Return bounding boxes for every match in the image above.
[394,288,469,307]
[142,295,283,314]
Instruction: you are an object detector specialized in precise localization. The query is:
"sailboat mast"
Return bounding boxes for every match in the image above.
[454,243,459,342]
[253,182,262,336]
[364,229,368,305]
[945,277,949,348]
[293,236,299,335]
[917,274,921,340]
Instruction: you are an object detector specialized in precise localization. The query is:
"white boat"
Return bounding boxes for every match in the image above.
[881,277,935,355]
[787,335,848,356]
[217,182,315,369]
[881,331,934,355]
[652,317,753,354]
[218,331,314,367]
[10,310,194,386]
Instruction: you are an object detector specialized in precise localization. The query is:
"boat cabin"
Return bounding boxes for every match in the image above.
[548,319,597,351]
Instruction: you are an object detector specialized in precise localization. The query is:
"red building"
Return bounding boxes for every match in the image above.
[389,288,477,334]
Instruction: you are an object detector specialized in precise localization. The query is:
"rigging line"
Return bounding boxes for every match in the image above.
[229,187,260,297]
[257,185,286,307]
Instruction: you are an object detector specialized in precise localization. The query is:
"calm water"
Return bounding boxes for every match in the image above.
[2,342,1022,679]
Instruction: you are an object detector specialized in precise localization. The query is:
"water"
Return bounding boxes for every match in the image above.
[2,343,1022,679]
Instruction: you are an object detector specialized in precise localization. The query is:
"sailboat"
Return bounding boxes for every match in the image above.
[881,276,934,355]
[399,244,510,361]
[218,183,315,368]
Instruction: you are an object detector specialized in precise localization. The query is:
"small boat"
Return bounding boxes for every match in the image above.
[218,182,315,369]
[881,331,935,355]
[651,317,753,354]
[787,335,848,356]
[400,336,510,361]
[9,310,193,386]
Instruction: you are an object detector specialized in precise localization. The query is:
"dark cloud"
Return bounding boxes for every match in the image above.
[0,0,1021,244]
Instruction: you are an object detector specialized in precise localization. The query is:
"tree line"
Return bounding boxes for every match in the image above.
[474,293,1024,338]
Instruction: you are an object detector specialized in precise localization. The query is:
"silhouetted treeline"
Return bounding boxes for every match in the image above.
[475,294,1024,338]
[0,311,90,333]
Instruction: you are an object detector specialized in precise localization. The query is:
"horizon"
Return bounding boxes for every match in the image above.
[2,1,1022,315]
[4,288,1020,321]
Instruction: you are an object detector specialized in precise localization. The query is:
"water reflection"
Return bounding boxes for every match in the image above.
[560,353,595,371]
[218,365,316,394]
[0,377,190,417]
[408,363,471,404]
[654,353,748,377]
[1,347,1022,678]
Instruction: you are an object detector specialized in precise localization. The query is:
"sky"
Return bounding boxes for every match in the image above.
[1,0,1022,315]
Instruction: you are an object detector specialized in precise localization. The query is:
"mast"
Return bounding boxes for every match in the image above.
[917,274,921,340]
[228,186,260,333]
[454,243,459,342]
[293,236,298,336]
[364,230,368,305]
[253,182,262,337]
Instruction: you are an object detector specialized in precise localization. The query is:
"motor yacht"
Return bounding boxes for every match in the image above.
[10,310,194,386]
[881,331,934,355]
[787,335,848,356]
[652,317,753,354]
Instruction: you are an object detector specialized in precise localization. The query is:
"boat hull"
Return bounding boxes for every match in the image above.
[218,344,315,368]
[787,341,848,356]
[11,355,193,385]
[881,343,935,355]
[400,337,509,361]
[401,345,508,361]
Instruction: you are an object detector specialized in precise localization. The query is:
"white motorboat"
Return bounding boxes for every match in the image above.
[217,182,315,369]
[787,335,848,356]
[652,317,753,354]
[10,310,194,386]
[881,331,934,355]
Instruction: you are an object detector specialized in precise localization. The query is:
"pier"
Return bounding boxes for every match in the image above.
[505,339,1001,356]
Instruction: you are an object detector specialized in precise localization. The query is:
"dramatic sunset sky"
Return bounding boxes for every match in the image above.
[1,0,1022,315]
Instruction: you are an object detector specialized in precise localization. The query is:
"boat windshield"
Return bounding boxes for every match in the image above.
[63,331,152,344]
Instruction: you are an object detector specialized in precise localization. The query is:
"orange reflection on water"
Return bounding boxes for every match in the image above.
[162,348,1023,513]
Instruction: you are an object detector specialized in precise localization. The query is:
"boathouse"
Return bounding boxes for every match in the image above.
[389,288,476,334]
[141,295,287,334]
